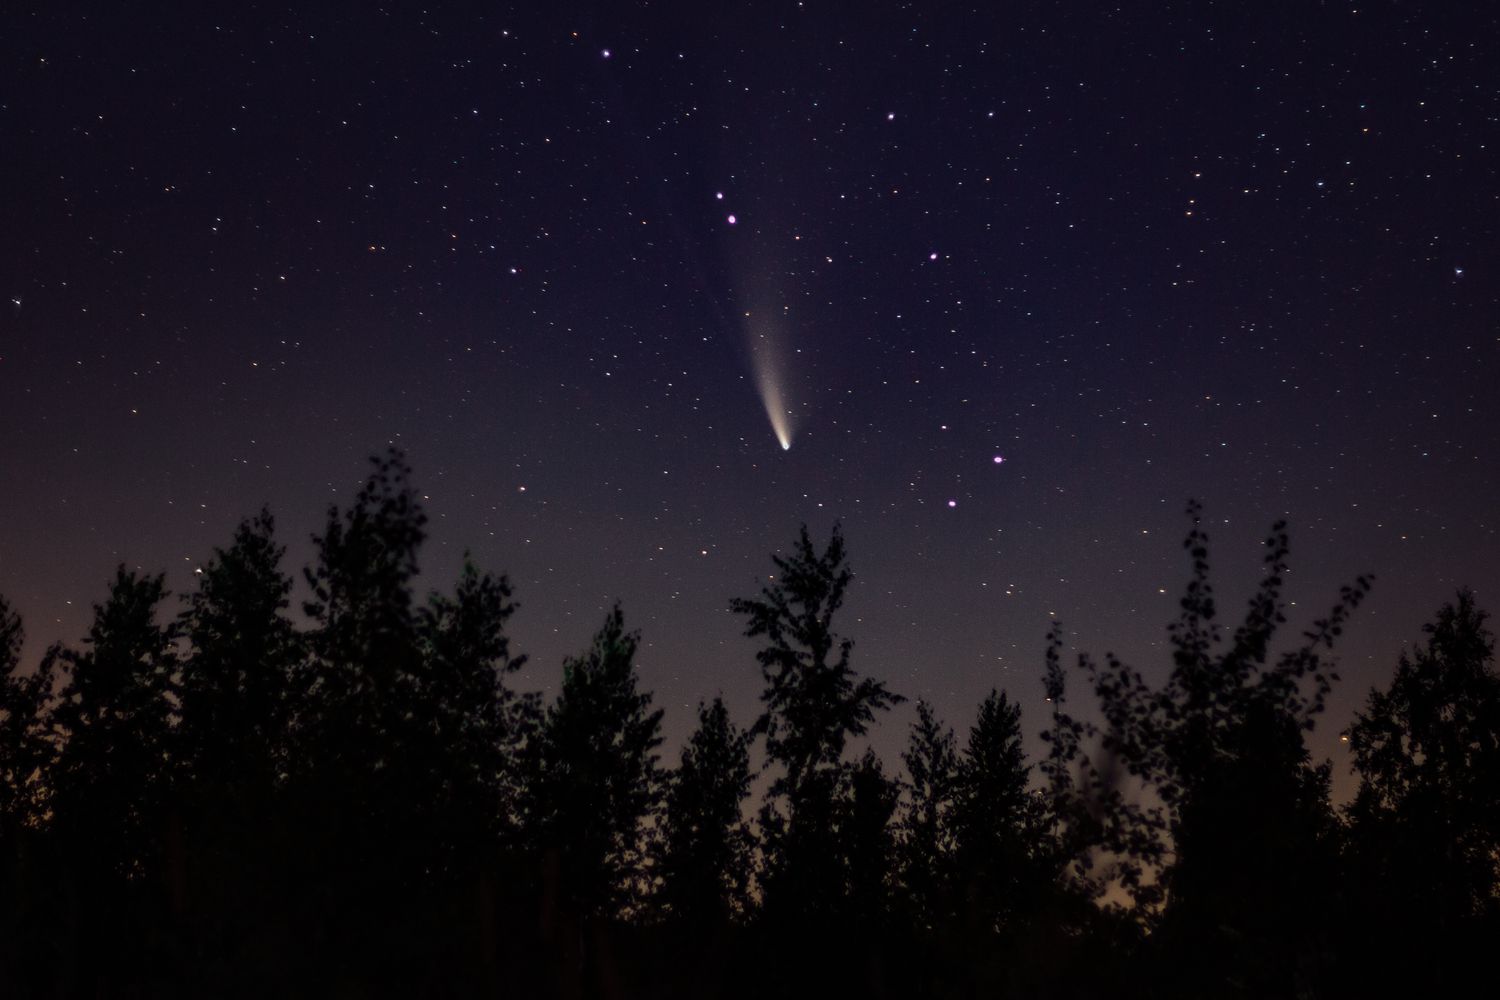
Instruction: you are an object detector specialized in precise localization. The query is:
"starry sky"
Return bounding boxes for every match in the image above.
[2,2,1496,787]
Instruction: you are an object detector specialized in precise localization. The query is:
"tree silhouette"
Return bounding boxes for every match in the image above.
[0,596,57,993]
[730,525,902,789]
[843,747,900,924]
[898,699,959,934]
[1053,502,1370,996]
[297,448,427,774]
[730,524,902,926]
[656,695,753,926]
[524,603,664,922]
[45,568,180,994]
[178,509,298,793]
[0,596,52,832]
[417,556,534,854]
[1344,590,1500,992]
[950,690,1049,936]
[286,448,479,990]
[48,568,179,879]
[170,510,305,992]
[2,456,1472,997]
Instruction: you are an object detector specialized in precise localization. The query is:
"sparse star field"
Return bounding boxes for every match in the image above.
[0,3,1496,782]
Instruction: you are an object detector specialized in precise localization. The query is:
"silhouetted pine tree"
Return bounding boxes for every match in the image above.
[898,699,959,935]
[950,690,1049,934]
[172,509,302,992]
[1343,590,1500,993]
[179,509,299,789]
[46,568,180,993]
[296,449,427,775]
[417,556,534,854]
[656,695,752,926]
[287,448,456,989]
[524,604,663,922]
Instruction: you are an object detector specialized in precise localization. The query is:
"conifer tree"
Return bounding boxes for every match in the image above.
[525,604,663,920]
[656,695,752,925]
[418,557,533,852]
[178,509,299,792]
[951,690,1046,934]
[49,568,179,878]
[899,699,959,932]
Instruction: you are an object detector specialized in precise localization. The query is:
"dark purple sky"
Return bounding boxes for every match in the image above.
[2,2,1496,789]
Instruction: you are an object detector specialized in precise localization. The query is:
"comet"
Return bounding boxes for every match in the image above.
[755,363,794,450]
[746,322,795,450]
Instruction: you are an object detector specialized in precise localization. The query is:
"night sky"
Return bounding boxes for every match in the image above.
[2,3,1496,784]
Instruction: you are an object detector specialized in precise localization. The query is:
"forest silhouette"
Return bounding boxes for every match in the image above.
[1,451,1496,998]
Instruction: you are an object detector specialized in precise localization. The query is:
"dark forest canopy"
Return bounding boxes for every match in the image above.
[0,452,1496,999]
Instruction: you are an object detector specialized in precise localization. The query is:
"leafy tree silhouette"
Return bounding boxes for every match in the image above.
[1044,502,1370,997]
[730,525,901,792]
[656,695,753,926]
[1343,590,1500,993]
[730,524,904,992]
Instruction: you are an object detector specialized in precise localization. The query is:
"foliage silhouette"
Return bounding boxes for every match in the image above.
[729,524,903,934]
[1045,502,1371,997]
[1,460,1489,999]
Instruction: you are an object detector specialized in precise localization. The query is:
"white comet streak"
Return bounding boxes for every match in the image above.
[746,325,794,450]
[756,366,793,450]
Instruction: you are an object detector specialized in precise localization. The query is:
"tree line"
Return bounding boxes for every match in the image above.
[0,453,1496,998]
